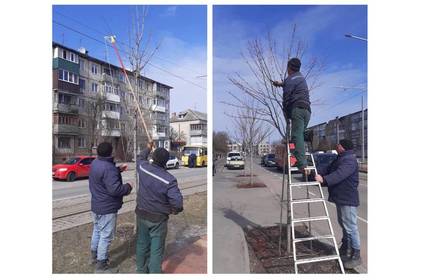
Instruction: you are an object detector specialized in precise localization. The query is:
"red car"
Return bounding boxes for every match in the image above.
[52,156,96,181]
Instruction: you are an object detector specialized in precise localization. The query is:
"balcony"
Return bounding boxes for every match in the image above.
[190,129,207,136]
[102,111,120,119]
[152,132,166,140]
[151,105,166,113]
[105,93,120,103]
[53,124,79,135]
[154,90,169,99]
[101,128,121,137]
[53,103,79,114]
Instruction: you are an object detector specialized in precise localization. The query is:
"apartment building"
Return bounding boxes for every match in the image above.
[258,142,271,155]
[170,109,207,147]
[307,109,368,159]
[52,42,172,163]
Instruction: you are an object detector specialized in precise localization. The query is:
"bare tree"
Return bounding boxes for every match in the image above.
[224,24,325,139]
[227,99,272,186]
[85,93,106,155]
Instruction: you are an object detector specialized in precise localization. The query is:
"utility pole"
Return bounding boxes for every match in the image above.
[336,116,339,144]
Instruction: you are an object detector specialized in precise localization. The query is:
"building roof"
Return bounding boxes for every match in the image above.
[170,109,207,123]
[52,41,173,89]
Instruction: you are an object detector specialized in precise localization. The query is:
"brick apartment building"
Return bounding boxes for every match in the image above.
[52,42,172,163]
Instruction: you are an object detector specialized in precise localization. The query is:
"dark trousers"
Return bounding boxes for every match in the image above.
[136,216,168,273]
[290,107,311,169]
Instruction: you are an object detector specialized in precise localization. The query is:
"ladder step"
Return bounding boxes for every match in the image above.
[293,235,334,243]
[292,216,329,223]
[290,166,316,172]
[290,181,320,187]
[295,255,341,265]
[291,198,324,204]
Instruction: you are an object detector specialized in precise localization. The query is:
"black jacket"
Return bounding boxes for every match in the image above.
[89,157,132,215]
[281,71,311,119]
[319,150,359,206]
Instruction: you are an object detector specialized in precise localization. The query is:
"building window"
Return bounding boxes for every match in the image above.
[78,118,86,128]
[78,137,86,148]
[62,50,67,59]
[79,98,85,108]
[79,78,85,90]
[60,49,78,63]
[58,137,71,149]
[91,83,98,93]
[58,69,79,85]
[91,64,98,75]
[79,59,85,70]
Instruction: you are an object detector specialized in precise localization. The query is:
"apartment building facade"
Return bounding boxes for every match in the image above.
[52,42,172,163]
[307,109,368,159]
[170,109,207,147]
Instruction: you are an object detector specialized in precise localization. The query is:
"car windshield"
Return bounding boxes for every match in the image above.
[228,153,241,157]
[267,154,275,158]
[316,154,337,164]
[63,157,80,165]
[183,147,199,155]
[169,155,176,160]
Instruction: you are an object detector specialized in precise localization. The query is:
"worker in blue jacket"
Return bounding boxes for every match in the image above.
[272,58,311,174]
[315,139,361,269]
[135,141,183,273]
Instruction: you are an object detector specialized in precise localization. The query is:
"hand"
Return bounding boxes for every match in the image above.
[119,164,128,172]
[315,174,324,184]
[126,182,134,192]
[272,80,283,87]
[147,141,155,150]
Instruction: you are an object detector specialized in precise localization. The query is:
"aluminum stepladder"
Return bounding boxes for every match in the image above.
[279,119,344,274]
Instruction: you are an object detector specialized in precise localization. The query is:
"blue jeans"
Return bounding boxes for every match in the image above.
[90,212,117,261]
[336,205,361,250]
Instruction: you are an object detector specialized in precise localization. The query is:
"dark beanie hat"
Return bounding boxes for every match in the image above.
[152,148,170,167]
[287,58,301,72]
[97,142,113,157]
[339,139,354,151]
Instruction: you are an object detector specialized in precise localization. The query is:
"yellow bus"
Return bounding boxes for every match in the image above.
[181,145,207,167]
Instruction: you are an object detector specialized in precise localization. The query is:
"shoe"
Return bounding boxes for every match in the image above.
[338,243,352,261]
[90,251,97,265]
[95,259,119,273]
[343,249,361,269]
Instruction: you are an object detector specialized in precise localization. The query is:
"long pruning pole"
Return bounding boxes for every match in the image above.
[107,35,152,142]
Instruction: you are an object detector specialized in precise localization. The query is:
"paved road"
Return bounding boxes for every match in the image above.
[213,157,368,273]
[53,163,206,201]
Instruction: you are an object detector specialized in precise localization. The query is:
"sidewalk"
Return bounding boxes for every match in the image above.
[213,159,281,273]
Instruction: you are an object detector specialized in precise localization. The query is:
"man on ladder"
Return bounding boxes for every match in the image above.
[272,58,311,174]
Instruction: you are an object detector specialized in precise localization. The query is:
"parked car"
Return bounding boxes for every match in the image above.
[225,152,245,169]
[312,152,337,174]
[263,153,277,167]
[52,156,96,182]
[166,155,180,169]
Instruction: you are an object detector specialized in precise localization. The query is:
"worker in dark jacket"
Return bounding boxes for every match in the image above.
[89,142,132,273]
[272,58,311,173]
[315,139,361,269]
[135,142,183,273]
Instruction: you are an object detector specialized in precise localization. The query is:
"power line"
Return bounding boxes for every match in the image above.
[53,20,206,91]
[53,10,204,76]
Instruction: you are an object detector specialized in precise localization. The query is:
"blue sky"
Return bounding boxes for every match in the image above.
[213,5,367,139]
[53,5,207,113]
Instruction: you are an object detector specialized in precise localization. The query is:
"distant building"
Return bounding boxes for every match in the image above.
[170,109,207,146]
[307,109,368,159]
[258,142,271,155]
[227,142,242,153]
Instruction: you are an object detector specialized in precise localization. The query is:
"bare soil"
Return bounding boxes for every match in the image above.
[244,225,358,274]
